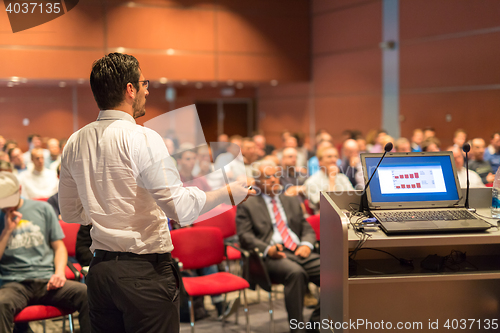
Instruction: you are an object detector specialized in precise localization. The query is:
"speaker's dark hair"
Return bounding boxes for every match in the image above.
[90,53,141,110]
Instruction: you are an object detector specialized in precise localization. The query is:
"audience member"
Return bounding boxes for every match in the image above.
[3,140,17,154]
[236,160,320,332]
[354,133,367,154]
[0,152,13,173]
[395,137,411,153]
[0,172,90,333]
[380,135,395,152]
[469,138,494,184]
[423,127,436,140]
[263,154,281,166]
[22,134,50,165]
[0,135,5,152]
[18,148,58,199]
[280,147,308,196]
[241,137,259,178]
[486,132,499,155]
[307,140,332,176]
[369,130,388,153]
[0,161,13,173]
[339,139,363,189]
[46,138,61,171]
[449,146,484,188]
[212,133,229,160]
[177,147,211,192]
[253,134,275,158]
[0,152,9,163]
[411,128,423,152]
[214,135,246,182]
[484,132,500,173]
[421,137,441,152]
[453,129,467,148]
[8,147,28,175]
[304,146,354,212]
[278,136,307,169]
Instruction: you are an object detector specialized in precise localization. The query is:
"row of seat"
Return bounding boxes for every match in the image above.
[18,200,321,332]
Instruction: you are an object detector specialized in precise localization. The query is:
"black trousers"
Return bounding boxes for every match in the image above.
[0,279,90,333]
[264,250,320,333]
[86,251,180,333]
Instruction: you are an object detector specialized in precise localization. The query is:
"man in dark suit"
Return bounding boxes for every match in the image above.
[236,160,320,332]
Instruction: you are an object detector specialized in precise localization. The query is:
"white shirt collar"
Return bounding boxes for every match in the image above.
[97,110,136,124]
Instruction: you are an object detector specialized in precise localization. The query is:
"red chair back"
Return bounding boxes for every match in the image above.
[306,214,320,241]
[193,205,237,238]
[170,227,224,270]
[34,198,48,202]
[59,220,80,257]
[486,183,493,187]
[304,199,314,216]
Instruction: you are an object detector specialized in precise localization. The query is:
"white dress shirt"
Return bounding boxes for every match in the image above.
[457,168,486,188]
[18,168,59,200]
[59,110,207,254]
[304,170,355,205]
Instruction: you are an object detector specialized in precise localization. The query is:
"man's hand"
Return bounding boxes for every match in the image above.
[294,245,311,258]
[349,156,360,168]
[5,211,22,232]
[267,244,286,259]
[228,181,257,204]
[47,273,66,290]
[486,172,495,184]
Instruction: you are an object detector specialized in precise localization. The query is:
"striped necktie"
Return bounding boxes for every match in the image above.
[271,199,297,251]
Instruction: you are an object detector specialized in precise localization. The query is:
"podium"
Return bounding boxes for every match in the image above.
[320,188,500,332]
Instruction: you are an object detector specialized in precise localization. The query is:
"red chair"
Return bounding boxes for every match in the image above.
[306,214,320,241]
[14,305,75,333]
[192,205,243,264]
[170,227,250,333]
[59,220,83,281]
[303,199,315,216]
[34,197,49,202]
[486,183,493,187]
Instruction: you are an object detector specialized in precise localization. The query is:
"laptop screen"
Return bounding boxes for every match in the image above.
[361,152,461,209]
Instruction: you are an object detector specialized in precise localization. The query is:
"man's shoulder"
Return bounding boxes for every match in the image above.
[20,199,53,220]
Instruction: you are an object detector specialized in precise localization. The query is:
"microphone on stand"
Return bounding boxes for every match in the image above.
[358,142,393,213]
[462,142,471,209]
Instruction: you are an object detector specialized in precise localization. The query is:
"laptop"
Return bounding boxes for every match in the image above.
[360,151,492,235]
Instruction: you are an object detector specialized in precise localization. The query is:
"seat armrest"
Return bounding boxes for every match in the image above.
[66,261,81,281]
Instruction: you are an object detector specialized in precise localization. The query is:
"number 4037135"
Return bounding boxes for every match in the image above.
[5,2,61,14]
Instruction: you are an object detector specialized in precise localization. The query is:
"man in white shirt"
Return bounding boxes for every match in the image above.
[304,146,354,212]
[46,138,61,171]
[18,147,58,199]
[449,146,485,188]
[22,134,50,166]
[59,53,254,333]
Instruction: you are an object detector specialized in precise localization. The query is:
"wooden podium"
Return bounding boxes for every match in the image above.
[320,188,500,332]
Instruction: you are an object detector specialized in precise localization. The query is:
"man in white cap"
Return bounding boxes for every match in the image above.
[0,172,90,333]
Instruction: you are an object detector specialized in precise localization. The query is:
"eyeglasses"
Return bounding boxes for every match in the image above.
[138,80,149,89]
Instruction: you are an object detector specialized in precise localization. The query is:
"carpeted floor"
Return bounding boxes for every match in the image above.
[29,284,317,333]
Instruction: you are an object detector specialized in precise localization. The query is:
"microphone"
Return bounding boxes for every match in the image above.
[463,142,471,209]
[358,142,393,213]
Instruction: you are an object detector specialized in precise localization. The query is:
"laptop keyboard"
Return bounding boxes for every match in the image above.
[375,210,478,222]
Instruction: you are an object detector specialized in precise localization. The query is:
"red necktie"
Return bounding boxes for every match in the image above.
[271,199,297,251]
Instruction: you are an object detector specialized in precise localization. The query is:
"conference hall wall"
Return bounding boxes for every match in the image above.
[260,0,500,148]
[0,0,309,151]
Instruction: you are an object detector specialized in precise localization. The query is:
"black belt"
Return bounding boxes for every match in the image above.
[93,249,172,263]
